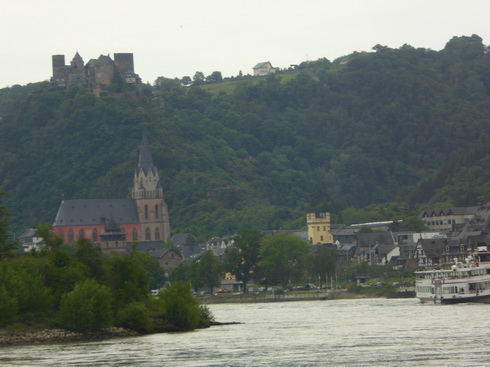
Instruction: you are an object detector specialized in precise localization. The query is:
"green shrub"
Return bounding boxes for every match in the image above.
[157,282,213,331]
[0,285,17,326]
[274,287,285,295]
[0,263,53,322]
[118,302,152,333]
[58,279,113,331]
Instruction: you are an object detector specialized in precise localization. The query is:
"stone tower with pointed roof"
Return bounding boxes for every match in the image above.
[52,132,170,245]
[132,132,171,243]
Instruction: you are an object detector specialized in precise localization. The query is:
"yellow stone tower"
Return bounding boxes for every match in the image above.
[306,212,333,244]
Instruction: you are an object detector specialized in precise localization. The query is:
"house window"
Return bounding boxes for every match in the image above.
[317,226,320,231]
[323,226,326,231]
[145,228,151,241]
[92,229,98,242]
[155,228,160,241]
[320,236,324,241]
[145,205,149,220]
[132,228,138,241]
[68,229,74,243]
[155,204,159,219]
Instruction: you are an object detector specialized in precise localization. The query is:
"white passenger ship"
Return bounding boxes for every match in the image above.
[415,247,490,304]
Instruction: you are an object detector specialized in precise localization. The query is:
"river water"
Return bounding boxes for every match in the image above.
[1,298,489,366]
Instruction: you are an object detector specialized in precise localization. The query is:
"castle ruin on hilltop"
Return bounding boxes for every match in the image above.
[51,52,141,95]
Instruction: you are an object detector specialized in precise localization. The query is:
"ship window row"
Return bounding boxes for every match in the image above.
[469,282,490,291]
[442,287,458,294]
[426,219,456,226]
[416,286,432,293]
[416,270,480,279]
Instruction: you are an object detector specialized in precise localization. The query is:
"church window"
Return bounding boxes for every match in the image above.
[92,229,98,242]
[68,229,74,243]
[155,204,159,219]
[145,227,151,240]
[79,229,85,239]
[155,228,160,240]
[145,205,149,220]
[132,228,138,241]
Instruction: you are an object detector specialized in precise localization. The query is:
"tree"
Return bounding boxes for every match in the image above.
[106,250,150,310]
[206,71,223,84]
[58,278,113,331]
[35,223,63,251]
[0,192,16,257]
[400,216,428,232]
[142,255,166,290]
[74,238,105,280]
[224,229,263,292]
[197,251,222,291]
[308,245,337,288]
[192,71,205,85]
[0,284,17,326]
[181,76,192,86]
[259,232,310,288]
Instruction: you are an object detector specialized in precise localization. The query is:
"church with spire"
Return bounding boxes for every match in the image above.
[52,132,170,249]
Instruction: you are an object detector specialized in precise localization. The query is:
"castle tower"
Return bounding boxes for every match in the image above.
[70,52,85,71]
[307,212,333,245]
[52,55,67,86]
[114,53,134,74]
[132,132,170,242]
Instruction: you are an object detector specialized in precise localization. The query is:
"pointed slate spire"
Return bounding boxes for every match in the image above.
[138,130,155,175]
[73,52,83,61]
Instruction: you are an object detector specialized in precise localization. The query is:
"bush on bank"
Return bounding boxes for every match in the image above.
[0,237,214,334]
[154,282,213,331]
[57,279,113,332]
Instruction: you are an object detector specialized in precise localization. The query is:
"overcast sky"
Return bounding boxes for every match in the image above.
[1,0,489,88]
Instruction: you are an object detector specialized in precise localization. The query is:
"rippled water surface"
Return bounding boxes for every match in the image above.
[2,298,490,366]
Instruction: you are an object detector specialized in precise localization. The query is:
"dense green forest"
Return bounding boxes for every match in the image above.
[1,35,490,241]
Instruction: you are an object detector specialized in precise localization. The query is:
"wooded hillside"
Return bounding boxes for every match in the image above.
[1,35,489,240]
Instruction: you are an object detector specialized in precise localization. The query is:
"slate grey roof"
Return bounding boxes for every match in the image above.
[356,232,395,248]
[72,52,83,62]
[420,206,478,218]
[53,199,138,226]
[418,238,459,257]
[253,61,271,69]
[171,233,196,246]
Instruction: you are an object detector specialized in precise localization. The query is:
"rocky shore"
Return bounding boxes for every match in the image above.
[0,327,140,346]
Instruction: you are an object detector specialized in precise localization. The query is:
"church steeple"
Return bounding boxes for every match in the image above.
[132,131,163,200]
[131,131,170,243]
[138,130,155,175]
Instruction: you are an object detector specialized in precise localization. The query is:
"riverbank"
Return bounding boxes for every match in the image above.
[198,287,416,304]
[1,290,413,346]
[197,289,371,304]
[0,327,140,346]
